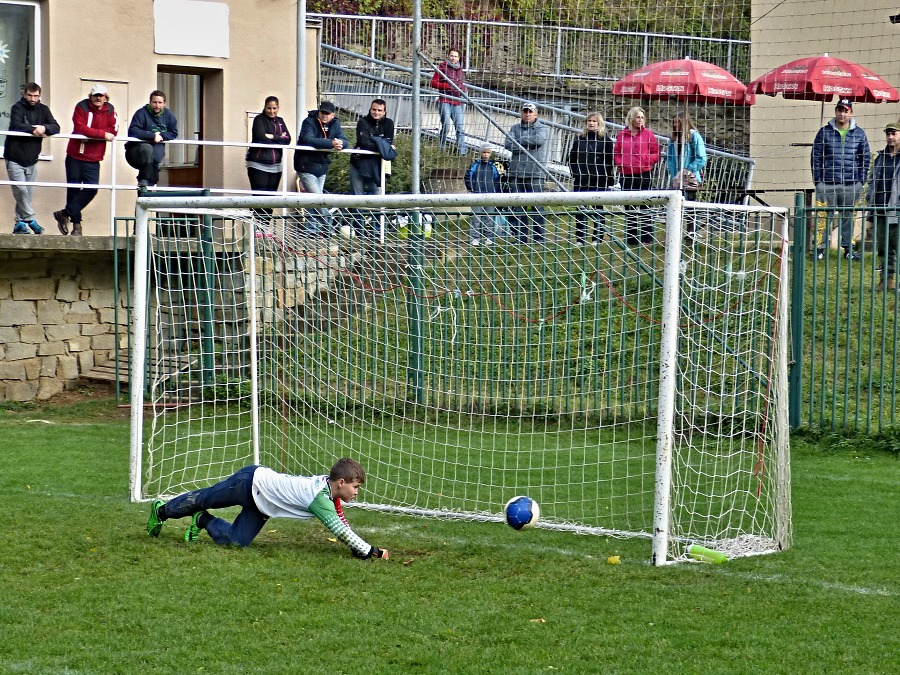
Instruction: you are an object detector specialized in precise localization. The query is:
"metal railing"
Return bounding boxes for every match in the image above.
[0,129,384,236]
[791,195,900,433]
[322,45,755,203]
[312,13,751,83]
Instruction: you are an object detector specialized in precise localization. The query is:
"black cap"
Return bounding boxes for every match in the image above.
[835,98,853,111]
[318,101,336,114]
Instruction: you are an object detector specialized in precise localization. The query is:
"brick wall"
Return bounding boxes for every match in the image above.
[0,241,128,402]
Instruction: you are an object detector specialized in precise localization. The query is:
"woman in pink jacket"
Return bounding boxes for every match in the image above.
[614,106,660,245]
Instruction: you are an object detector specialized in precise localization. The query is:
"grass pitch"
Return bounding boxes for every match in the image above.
[0,398,897,674]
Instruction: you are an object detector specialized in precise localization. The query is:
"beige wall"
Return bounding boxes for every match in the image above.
[29,1,318,235]
[750,0,900,208]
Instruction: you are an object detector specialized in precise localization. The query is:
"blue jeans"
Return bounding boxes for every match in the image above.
[438,102,466,154]
[349,164,381,196]
[163,465,267,547]
[815,182,863,250]
[507,176,545,243]
[5,160,37,222]
[298,172,332,234]
[63,156,100,224]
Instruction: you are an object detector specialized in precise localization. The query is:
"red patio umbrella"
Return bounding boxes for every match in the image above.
[612,57,753,105]
[748,54,900,104]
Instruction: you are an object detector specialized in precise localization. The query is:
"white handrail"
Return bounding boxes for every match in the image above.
[0,129,384,235]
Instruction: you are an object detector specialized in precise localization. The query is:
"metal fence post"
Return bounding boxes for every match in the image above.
[789,191,806,429]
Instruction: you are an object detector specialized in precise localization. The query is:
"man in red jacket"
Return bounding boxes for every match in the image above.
[431,48,467,155]
[54,84,118,236]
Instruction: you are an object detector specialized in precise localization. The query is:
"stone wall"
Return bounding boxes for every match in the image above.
[0,237,129,402]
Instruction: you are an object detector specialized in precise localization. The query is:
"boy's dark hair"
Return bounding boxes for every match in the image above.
[330,457,366,483]
[149,89,167,102]
[24,82,41,94]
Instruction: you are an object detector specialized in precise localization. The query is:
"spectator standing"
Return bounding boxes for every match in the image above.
[666,111,706,200]
[4,82,59,234]
[125,90,178,188]
[349,98,395,197]
[464,144,505,246]
[431,47,467,154]
[867,121,900,291]
[666,110,707,245]
[54,84,119,236]
[294,100,347,234]
[504,102,549,243]
[811,98,870,261]
[567,112,615,245]
[614,106,660,246]
[246,96,292,217]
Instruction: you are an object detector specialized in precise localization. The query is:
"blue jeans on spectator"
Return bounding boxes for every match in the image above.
[507,176,545,243]
[815,182,862,251]
[349,164,381,196]
[63,156,100,224]
[298,172,332,235]
[5,159,37,223]
[621,173,654,245]
[439,102,466,154]
[163,465,267,547]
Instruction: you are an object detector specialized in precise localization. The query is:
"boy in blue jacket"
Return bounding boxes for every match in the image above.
[464,145,505,246]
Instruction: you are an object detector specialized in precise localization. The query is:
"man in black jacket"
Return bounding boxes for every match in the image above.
[4,83,60,234]
[349,99,395,196]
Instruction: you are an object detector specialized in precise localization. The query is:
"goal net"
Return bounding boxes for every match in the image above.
[129,191,791,564]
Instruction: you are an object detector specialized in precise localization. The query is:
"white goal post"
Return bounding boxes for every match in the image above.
[129,189,791,564]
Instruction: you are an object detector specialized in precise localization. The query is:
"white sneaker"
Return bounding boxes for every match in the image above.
[484,238,493,246]
[471,239,480,246]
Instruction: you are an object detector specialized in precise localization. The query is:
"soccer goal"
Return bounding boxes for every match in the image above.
[129,189,791,564]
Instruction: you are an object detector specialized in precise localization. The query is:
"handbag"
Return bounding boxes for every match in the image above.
[670,169,699,190]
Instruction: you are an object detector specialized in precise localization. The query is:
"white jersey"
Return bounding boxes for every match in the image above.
[251,466,327,519]
[250,466,372,556]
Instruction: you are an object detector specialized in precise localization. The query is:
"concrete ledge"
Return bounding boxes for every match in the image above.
[0,234,132,252]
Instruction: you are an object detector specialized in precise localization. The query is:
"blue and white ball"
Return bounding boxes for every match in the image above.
[504,495,540,530]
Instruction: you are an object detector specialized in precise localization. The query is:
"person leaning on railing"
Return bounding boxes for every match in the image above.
[53,84,119,237]
[4,82,60,235]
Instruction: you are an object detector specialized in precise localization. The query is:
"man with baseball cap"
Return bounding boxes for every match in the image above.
[294,100,347,234]
[503,102,549,243]
[54,84,119,236]
[866,120,900,290]
[810,97,870,260]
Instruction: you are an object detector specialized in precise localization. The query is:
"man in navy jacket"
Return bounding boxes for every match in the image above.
[125,90,178,188]
[294,101,347,234]
[811,98,870,260]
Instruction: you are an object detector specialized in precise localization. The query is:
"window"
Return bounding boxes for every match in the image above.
[0,1,41,133]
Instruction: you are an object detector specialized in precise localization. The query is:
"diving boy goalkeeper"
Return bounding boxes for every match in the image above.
[145,457,389,559]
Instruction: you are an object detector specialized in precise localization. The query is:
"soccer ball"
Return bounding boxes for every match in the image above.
[504,495,540,530]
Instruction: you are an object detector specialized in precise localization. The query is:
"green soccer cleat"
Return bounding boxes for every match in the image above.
[184,511,204,542]
[147,499,165,537]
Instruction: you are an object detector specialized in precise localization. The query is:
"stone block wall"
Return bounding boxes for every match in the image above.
[0,242,129,402]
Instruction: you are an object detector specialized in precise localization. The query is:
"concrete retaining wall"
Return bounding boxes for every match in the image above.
[0,236,129,402]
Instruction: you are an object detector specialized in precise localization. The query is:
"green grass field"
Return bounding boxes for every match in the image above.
[1,398,898,674]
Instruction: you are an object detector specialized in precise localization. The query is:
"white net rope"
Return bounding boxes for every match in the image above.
[137,195,791,561]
